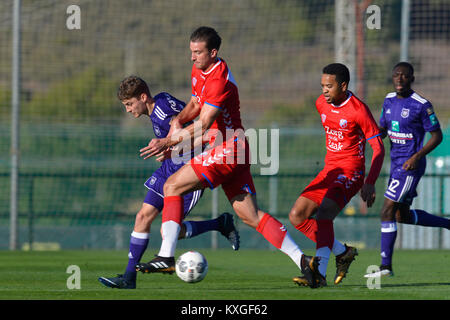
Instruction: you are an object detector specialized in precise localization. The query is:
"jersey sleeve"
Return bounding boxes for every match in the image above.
[365,135,385,185]
[191,66,197,97]
[203,78,230,109]
[357,104,381,141]
[420,102,440,132]
[357,103,384,185]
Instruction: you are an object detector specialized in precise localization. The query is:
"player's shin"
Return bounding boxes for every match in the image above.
[182,219,220,239]
[158,196,184,258]
[295,218,345,256]
[316,219,334,277]
[380,221,397,266]
[257,213,303,268]
[125,231,149,276]
[408,209,450,229]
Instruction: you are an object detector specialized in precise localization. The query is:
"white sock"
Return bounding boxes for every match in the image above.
[316,246,331,277]
[131,231,149,239]
[280,231,304,269]
[332,239,346,256]
[158,220,181,258]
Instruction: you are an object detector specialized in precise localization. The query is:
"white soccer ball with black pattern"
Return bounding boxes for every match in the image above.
[175,251,208,283]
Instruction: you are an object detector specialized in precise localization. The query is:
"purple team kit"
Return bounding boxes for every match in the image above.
[379,91,440,205]
[143,92,203,217]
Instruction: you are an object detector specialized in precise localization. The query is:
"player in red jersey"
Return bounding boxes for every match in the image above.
[135,26,315,279]
[290,63,385,288]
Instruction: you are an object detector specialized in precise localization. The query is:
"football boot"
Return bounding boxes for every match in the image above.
[135,255,175,274]
[299,254,322,288]
[293,274,327,288]
[334,244,358,284]
[98,274,136,289]
[364,264,394,278]
[218,212,240,250]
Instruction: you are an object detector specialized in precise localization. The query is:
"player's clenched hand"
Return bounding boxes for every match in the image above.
[140,138,169,160]
[360,183,376,208]
[402,155,419,171]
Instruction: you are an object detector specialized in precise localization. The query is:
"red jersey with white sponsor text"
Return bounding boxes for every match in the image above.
[191,58,244,146]
[316,92,380,169]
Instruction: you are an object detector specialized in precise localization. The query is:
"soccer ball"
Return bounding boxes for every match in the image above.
[175,251,208,283]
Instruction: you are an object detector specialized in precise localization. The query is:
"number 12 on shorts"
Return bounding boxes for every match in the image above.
[387,178,400,194]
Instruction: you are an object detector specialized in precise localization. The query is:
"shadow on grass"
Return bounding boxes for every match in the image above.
[378,282,450,288]
[340,282,450,289]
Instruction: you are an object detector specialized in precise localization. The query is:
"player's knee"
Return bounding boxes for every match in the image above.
[163,179,181,196]
[289,207,307,226]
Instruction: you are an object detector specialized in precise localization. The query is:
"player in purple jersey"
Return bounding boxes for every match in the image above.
[98,76,240,289]
[365,62,449,278]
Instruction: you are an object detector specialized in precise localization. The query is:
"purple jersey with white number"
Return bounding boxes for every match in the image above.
[379,91,440,171]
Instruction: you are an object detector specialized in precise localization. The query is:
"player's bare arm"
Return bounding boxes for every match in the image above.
[402,128,443,170]
[361,135,385,207]
[140,103,221,159]
[170,96,202,130]
[139,97,201,160]
[151,97,204,162]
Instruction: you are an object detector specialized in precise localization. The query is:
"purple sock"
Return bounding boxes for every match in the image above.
[410,209,450,229]
[184,219,220,238]
[125,232,149,276]
[380,221,397,266]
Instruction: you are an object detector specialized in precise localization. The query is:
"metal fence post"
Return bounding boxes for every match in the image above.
[10,0,22,251]
[438,175,444,249]
[400,0,410,62]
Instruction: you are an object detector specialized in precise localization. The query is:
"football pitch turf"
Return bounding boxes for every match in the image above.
[0,249,449,300]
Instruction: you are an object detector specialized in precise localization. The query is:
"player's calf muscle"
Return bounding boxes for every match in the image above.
[134,204,159,232]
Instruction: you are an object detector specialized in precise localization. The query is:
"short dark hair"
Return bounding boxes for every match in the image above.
[322,63,350,85]
[190,26,222,51]
[393,61,414,75]
[117,76,151,101]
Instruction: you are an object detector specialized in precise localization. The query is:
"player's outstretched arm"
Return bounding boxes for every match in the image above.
[402,128,443,170]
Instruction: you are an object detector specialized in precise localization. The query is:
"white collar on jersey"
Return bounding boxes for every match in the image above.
[331,92,352,108]
[202,58,222,75]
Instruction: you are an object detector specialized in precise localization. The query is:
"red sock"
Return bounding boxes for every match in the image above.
[295,218,318,242]
[256,213,287,249]
[316,219,334,250]
[162,196,184,224]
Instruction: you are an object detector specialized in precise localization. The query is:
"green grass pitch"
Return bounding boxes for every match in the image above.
[0,249,449,300]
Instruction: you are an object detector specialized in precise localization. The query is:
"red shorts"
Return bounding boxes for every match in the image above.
[301,166,365,209]
[190,137,255,201]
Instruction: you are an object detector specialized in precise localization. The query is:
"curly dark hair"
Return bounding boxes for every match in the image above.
[117,75,151,101]
[322,63,350,85]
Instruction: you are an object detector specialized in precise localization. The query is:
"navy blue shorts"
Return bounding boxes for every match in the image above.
[384,165,424,205]
[143,161,204,218]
